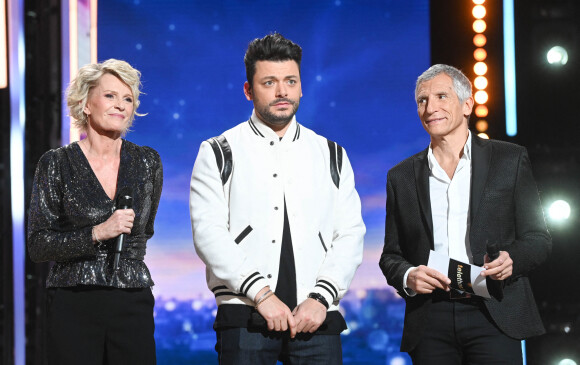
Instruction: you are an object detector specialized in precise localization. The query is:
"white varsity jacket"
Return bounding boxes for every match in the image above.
[189,111,365,311]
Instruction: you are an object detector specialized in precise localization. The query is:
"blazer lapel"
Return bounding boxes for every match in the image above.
[413,149,434,249]
[470,135,491,223]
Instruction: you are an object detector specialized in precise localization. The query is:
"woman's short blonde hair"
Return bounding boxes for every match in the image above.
[66,59,144,132]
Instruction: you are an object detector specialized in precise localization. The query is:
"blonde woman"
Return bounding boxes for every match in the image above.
[28,59,162,365]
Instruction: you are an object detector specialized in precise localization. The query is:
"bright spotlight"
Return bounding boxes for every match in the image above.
[549,200,571,221]
[473,19,487,33]
[472,5,486,19]
[474,76,488,90]
[389,356,407,365]
[477,132,489,139]
[547,46,569,65]
[473,34,487,47]
[474,62,488,75]
[474,90,489,104]
[557,360,577,365]
[474,48,488,61]
[475,105,488,117]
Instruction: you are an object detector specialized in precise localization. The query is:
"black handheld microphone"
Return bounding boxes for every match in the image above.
[487,241,500,261]
[113,187,133,271]
[486,240,504,301]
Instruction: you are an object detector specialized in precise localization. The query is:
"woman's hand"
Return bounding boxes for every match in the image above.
[92,209,135,243]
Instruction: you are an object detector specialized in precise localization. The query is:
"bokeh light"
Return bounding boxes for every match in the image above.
[547,46,569,65]
[472,5,486,19]
[474,76,488,90]
[473,34,487,47]
[474,90,489,104]
[475,105,488,117]
[475,120,488,132]
[549,200,571,221]
[473,19,487,33]
[474,48,487,61]
[557,359,577,365]
[474,62,488,75]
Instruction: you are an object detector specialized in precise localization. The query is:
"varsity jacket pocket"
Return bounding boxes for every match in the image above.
[318,232,328,252]
[234,225,253,244]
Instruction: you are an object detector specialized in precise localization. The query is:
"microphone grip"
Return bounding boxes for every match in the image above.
[113,199,132,272]
[113,234,125,271]
[486,241,500,261]
[485,240,504,300]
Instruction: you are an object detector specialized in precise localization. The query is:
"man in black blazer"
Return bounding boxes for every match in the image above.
[379,64,551,364]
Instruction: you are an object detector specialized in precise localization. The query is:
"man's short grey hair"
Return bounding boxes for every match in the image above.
[415,64,472,103]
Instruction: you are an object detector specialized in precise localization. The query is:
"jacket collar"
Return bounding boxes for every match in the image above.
[413,131,483,249]
[413,149,434,249]
[470,134,491,222]
[248,110,301,142]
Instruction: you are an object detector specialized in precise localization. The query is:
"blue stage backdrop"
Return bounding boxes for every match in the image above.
[98,1,429,363]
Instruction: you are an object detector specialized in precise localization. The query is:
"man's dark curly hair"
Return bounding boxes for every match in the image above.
[244,33,302,87]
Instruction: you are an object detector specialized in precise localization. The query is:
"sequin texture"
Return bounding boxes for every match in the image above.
[28,139,163,288]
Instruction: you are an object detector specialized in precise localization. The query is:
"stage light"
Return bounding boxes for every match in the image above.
[474,61,487,75]
[0,0,6,88]
[474,48,487,61]
[473,19,487,33]
[473,34,487,47]
[549,200,571,221]
[164,301,177,311]
[474,75,488,90]
[67,0,98,143]
[557,360,577,365]
[504,0,518,137]
[475,105,488,117]
[389,356,407,365]
[477,132,489,139]
[475,120,488,132]
[547,46,569,66]
[472,5,486,19]
[471,2,490,138]
[474,90,488,104]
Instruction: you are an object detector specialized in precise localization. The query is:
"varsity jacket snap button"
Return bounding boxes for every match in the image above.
[270,141,274,146]
[267,274,272,278]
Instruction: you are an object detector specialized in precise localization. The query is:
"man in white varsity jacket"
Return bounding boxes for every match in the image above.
[189,33,365,364]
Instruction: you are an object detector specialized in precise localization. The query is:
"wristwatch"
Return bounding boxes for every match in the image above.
[308,292,329,309]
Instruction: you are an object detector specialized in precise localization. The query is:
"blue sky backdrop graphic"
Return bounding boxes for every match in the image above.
[99,1,429,363]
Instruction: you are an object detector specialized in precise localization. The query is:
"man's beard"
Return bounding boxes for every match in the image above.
[257,98,300,126]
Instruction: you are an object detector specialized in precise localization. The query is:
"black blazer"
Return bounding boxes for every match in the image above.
[379,135,552,352]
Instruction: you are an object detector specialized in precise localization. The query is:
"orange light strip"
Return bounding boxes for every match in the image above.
[0,0,7,89]
[472,0,489,135]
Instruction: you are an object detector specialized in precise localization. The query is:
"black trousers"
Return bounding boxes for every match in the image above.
[47,286,156,365]
[216,327,342,365]
[409,298,523,365]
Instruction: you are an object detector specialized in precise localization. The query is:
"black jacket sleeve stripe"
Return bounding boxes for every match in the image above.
[327,139,343,188]
[206,135,233,185]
